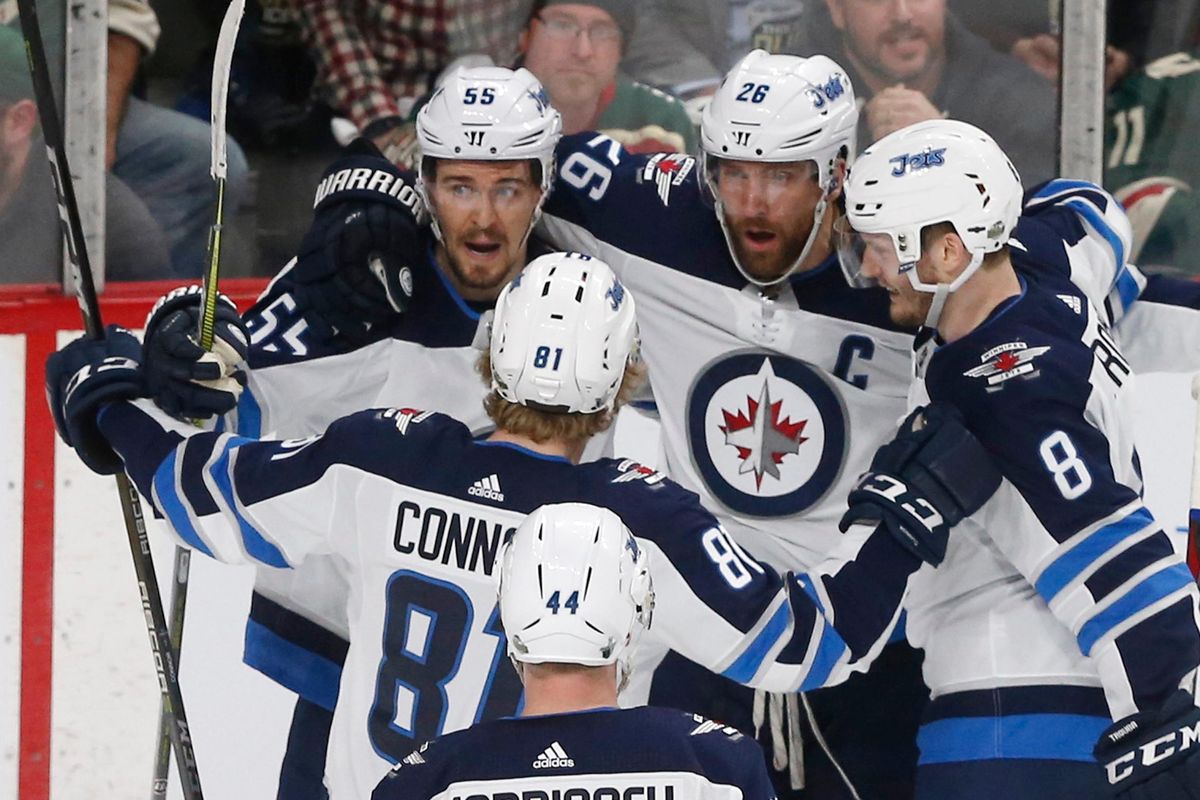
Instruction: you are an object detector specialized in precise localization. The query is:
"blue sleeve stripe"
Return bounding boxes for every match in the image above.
[209,438,291,568]
[1077,563,1197,654]
[243,619,341,710]
[1063,197,1127,277]
[1035,506,1155,602]
[236,389,263,438]
[152,448,215,558]
[798,620,849,691]
[916,713,1110,764]
[721,598,792,684]
[1113,266,1141,311]
[1031,179,1103,203]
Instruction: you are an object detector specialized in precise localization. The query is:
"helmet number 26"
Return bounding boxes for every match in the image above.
[735,83,770,103]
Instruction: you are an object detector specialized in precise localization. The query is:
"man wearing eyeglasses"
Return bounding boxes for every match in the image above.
[520,0,697,154]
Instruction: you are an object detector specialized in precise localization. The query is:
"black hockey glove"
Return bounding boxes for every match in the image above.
[143,285,249,420]
[290,141,421,344]
[45,326,146,475]
[839,403,1002,566]
[1094,690,1200,799]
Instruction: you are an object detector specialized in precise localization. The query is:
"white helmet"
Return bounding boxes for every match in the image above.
[489,251,637,414]
[498,503,654,689]
[416,66,563,243]
[700,50,858,286]
[840,119,1023,327]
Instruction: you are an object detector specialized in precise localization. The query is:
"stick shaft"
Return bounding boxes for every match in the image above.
[15,2,204,797]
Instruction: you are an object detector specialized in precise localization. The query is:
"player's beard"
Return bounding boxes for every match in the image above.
[728,217,814,283]
[444,225,524,297]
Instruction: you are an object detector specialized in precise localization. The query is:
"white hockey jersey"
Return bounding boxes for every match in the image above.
[101,403,924,797]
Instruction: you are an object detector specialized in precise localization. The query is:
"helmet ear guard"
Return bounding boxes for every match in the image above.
[840,119,1023,327]
[699,50,859,287]
[497,503,655,691]
[416,66,563,246]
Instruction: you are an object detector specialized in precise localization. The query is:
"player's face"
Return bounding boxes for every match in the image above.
[521,4,621,125]
[858,231,932,326]
[715,159,824,282]
[429,160,542,301]
[826,0,946,85]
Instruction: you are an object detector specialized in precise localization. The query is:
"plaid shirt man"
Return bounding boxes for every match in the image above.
[297,0,534,132]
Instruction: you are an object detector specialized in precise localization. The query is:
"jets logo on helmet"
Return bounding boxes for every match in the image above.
[416,66,563,246]
[700,50,858,287]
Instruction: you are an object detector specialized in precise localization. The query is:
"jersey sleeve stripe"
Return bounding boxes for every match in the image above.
[794,577,850,691]
[719,597,793,684]
[1029,178,1105,204]
[235,386,264,438]
[1062,198,1127,276]
[915,713,1111,765]
[1034,505,1156,601]
[151,447,216,558]
[1077,563,1197,654]
[209,438,291,568]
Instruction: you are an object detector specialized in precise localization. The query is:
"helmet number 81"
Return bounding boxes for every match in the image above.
[735,83,770,103]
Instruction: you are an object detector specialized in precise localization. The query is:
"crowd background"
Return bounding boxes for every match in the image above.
[3,0,1199,286]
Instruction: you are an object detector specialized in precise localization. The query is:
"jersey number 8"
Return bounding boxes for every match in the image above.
[1039,430,1094,500]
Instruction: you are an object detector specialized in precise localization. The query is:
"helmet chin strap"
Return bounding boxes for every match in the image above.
[908,250,984,330]
[715,191,831,289]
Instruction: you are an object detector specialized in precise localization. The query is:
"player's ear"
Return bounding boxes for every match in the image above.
[825,0,847,30]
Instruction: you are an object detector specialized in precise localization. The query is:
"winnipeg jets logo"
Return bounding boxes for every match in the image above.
[688,353,847,516]
[641,153,695,206]
[720,379,809,489]
[963,342,1051,387]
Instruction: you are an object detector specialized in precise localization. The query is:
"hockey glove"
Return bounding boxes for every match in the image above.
[143,285,249,420]
[839,403,1002,566]
[290,142,421,344]
[45,326,146,475]
[1094,690,1200,799]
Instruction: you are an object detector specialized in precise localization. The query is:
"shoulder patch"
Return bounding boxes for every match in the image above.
[612,459,667,486]
[962,342,1052,388]
[689,713,745,740]
[382,407,437,435]
[640,153,696,207]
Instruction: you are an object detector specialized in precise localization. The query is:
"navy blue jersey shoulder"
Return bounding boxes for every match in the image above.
[371,706,769,800]
[547,133,741,287]
[924,275,1139,536]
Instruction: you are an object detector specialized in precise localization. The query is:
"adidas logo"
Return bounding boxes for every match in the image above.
[468,474,505,502]
[532,741,574,769]
[1057,294,1083,314]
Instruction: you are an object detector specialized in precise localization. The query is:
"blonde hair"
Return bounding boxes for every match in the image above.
[476,350,646,444]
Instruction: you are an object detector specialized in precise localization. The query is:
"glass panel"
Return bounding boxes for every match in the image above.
[1,4,65,285]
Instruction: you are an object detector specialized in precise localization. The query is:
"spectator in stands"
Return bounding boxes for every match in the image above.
[294,0,534,155]
[108,0,249,278]
[0,23,167,283]
[518,0,696,152]
[808,0,1056,184]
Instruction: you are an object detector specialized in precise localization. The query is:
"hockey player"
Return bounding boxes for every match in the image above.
[47,253,997,798]
[370,502,778,800]
[838,118,1200,799]
[141,66,564,798]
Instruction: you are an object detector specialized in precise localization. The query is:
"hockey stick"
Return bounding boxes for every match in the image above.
[1187,374,1200,579]
[15,2,204,798]
[151,1,246,795]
